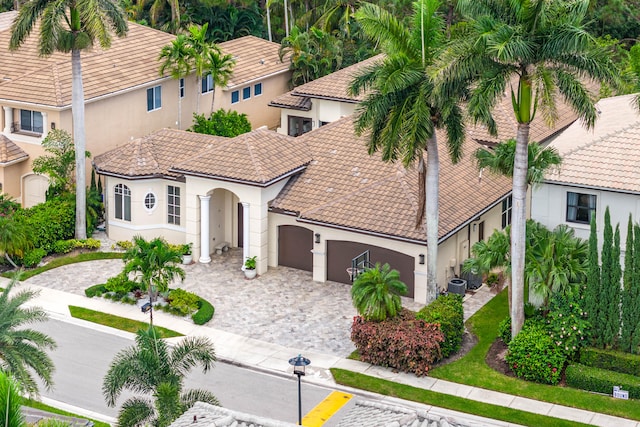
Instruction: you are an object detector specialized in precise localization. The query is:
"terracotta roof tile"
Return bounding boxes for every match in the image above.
[271,116,512,242]
[268,91,312,110]
[218,35,290,88]
[0,134,28,164]
[0,11,16,31]
[172,128,312,185]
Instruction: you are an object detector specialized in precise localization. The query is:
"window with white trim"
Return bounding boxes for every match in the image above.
[202,74,213,93]
[501,196,512,229]
[254,83,262,96]
[567,192,596,224]
[114,184,131,221]
[144,191,157,211]
[179,78,185,98]
[231,90,239,104]
[20,109,43,133]
[242,87,250,100]
[167,185,180,225]
[146,86,162,111]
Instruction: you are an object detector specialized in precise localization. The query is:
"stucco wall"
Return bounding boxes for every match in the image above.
[275,99,357,135]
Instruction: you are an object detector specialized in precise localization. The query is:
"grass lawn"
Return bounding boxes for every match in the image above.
[427,289,640,421]
[24,398,110,427]
[2,251,123,280]
[331,369,592,427]
[68,305,183,338]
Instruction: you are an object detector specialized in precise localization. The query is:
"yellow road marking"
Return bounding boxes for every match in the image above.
[302,390,353,427]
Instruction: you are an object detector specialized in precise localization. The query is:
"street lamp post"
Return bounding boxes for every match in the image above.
[288,354,310,425]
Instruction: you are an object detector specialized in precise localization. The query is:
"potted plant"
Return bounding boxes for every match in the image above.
[182,243,193,265]
[244,255,257,279]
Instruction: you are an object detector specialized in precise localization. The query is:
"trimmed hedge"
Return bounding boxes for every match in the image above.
[566,363,640,398]
[13,198,75,253]
[351,309,444,376]
[580,347,640,377]
[192,298,214,325]
[85,284,107,298]
[416,293,464,358]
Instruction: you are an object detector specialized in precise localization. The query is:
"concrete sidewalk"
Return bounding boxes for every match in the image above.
[7,278,638,427]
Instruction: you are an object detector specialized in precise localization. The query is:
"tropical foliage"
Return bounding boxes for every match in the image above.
[103,327,219,427]
[349,0,466,305]
[443,0,621,337]
[0,276,56,396]
[351,262,407,322]
[190,109,251,137]
[10,0,128,240]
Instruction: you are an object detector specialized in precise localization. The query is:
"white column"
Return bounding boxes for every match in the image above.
[199,195,211,263]
[3,106,12,134]
[242,202,250,269]
[41,111,48,136]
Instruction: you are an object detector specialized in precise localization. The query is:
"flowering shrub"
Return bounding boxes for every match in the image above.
[546,293,590,359]
[506,319,567,384]
[351,309,444,376]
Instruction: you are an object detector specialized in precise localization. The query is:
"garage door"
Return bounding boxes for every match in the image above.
[278,225,313,271]
[327,241,415,298]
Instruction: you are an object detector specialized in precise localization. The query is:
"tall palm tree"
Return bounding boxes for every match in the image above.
[207,46,235,111]
[159,34,194,129]
[10,0,128,240]
[123,236,185,327]
[349,0,466,305]
[185,23,212,114]
[0,276,56,397]
[351,263,407,322]
[443,0,620,336]
[103,327,219,427]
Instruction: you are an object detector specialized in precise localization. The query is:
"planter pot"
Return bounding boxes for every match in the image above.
[182,254,193,265]
[244,269,257,279]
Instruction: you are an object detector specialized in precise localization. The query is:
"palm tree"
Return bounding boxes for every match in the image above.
[351,262,407,322]
[443,0,620,336]
[349,0,466,305]
[207,46,236,111]
[103,327,219,427]
[159,34,194,129]
[10,0,128,241]
[0,371,24,427]
[123,236,185,327]
[185,23,212,114]
[0,276,56,397]
[0,217,31,269]
[148,0,180,33]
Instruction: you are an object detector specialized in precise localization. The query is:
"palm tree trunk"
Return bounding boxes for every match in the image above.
[510,122,529,337]
[266,1,272,42]
[195,76,200,114]
[72,49,87,240]
[425,135,439,304]
[211,86,216,112]
[284,0,289,37]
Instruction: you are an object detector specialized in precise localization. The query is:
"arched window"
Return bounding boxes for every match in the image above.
[114,184,131,221]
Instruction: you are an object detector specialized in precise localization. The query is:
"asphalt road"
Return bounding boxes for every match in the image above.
[34,317,359,425]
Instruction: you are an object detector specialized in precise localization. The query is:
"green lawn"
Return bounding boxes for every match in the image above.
[2,251,123,280]
[68,305,183,338]
[24,398,110,427]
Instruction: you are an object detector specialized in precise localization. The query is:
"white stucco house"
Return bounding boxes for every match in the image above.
[531,93,640,250]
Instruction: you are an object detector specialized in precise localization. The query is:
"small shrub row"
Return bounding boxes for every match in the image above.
[566,363,640,399]
[580,347,640,377]
[85,284,107,298]
[416,293,464,358]
[168,288,200,315]
[505,319,567,385]
[113,240,133,251]
[52,238,101,254]
[192,298,215,325]
[103,273,139,294]
[351,309,444,376]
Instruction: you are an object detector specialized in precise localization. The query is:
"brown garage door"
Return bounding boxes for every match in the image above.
[327,241,415,298]
[278,225,313,271]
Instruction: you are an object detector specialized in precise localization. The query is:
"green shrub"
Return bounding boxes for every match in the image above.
[85,284,107,298]
[22,248,47,267]
[580,347,640,376]
[82,238,101,250]
[416,293,464,358]
[192,298,214,325]
[13,198,75,253]
[498,316,512,344]
[566,363,640,398]
[506,320,567,385]
[114,240,133,251]
[168,288,200,316]
[104,273,138,294]
[545,292,590,359]
[52,239,75,254]
[351,309,444,376]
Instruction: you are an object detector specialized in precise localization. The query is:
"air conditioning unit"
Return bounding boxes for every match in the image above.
[448,278,467,296]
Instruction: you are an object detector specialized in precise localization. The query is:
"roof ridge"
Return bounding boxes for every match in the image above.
[562,119,640,158]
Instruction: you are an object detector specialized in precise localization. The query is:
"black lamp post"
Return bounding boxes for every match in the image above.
[288,354,310,425]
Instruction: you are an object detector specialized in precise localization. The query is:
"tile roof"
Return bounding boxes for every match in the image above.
[270,116,512,243]
[0,11,16,31]
[93,129,224,179]
[268,91,312,111]
[170,402,297,427]
[0,21,176,107]
[218,35,290,89]
[545,94,640,194]
[268,54,383,108]
[171,128,312,185]
[0,134,29,164]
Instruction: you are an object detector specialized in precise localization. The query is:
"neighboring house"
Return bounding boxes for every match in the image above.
[531,93,640,249]
[0,11,289,206]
